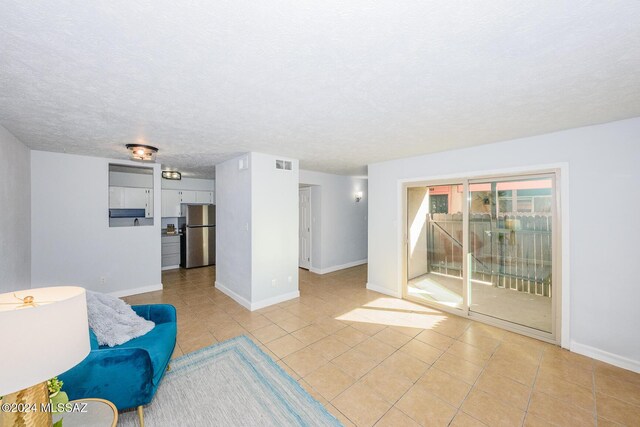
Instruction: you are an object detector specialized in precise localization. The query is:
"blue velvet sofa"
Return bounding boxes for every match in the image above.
[59,304,177,422]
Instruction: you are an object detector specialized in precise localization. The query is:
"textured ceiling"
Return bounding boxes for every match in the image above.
[1,1,640,178]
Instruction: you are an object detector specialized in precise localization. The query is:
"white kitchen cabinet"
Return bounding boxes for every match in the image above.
[195,191,213,204]
[161,189,214,217]
[109,187,125,208]
[180,190,197,203]
[110,186,153,217]
[124,187,147,209]
[161,190,182,217]
[145,189,153,218]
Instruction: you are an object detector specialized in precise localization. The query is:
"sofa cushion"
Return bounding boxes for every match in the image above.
[112,322,177,385]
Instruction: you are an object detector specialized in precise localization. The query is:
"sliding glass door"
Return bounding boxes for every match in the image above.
[406,184,465,309]
[405,172,558,340]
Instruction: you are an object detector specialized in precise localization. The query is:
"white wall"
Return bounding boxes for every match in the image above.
[251,153,299,304]
[109,171,153,188]
[216,153,299,310]
[31,151,162,296]
[368,117,640,372]
[215,155,252,302]
[0,125,31,292]
[299,170,368,273]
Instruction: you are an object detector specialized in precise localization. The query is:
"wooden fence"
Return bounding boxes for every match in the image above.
[427,213,552,297]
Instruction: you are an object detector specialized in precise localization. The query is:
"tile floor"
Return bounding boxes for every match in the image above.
[124,265,640,427]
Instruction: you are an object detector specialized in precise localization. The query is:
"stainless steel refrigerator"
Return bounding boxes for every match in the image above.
[180,204,216,268]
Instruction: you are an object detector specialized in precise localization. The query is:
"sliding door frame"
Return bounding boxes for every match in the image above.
[401,167,564,346]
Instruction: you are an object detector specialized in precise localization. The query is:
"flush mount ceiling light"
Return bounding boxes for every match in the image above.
[126,144,158,162]
[162,170,182,180]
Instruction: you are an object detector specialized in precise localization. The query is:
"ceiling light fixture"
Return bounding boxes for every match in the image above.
[126,144,158,162]
[162,170,182,180]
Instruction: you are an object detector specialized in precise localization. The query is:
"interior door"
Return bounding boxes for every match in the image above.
[299,187,311,269]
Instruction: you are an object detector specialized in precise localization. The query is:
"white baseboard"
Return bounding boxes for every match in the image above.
[366,282,402,298]
[251,291,300,311]
[215,281,252,311]
[109,283,163,298]
[309,259,367,275]
[571,340,640,374]
[161,265,180,271]
[215,281,300,311]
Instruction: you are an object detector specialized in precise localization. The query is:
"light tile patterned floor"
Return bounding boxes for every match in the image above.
[125,265,640,427]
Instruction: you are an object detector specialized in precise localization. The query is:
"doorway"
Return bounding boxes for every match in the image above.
[299,187,311,269]
[404,171,560,342]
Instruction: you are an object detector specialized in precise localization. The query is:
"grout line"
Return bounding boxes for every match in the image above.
[592,362,598,426]
[523,343,544,426]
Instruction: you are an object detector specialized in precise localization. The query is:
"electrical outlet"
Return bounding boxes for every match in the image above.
[271,279,277,288]
[100,276,107,285]
[288,276,292,284]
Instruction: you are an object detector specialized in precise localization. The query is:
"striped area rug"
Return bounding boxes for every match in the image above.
[119,335,342,426]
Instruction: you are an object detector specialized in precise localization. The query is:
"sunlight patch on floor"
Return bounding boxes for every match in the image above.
[362,297,440,314]
[335,306,446,330]
[408,277,463,308]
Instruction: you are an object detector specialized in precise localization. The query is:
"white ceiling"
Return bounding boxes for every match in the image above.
[1,1,639,177]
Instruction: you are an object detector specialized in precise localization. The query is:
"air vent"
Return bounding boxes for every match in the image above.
[275,160,292,170]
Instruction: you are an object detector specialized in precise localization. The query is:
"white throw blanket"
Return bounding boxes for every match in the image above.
[86,291,155,347]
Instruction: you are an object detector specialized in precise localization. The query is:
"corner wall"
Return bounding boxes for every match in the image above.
[215,155,252,304]
[299,170,368,274]
[251,153,299,306]
[31,151,162,296]
[367,117,640,372]
[0,125,31,292]
[215,152,299,310]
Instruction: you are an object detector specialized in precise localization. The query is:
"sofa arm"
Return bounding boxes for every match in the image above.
[58,347,155,410]
[131,304,176,325]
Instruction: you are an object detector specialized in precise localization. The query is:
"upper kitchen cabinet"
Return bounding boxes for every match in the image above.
[196,191,214,204]
[161,190,181,217]
[160,190,214,216]
[160,175,215,218]
[108,164,154,227]
[180,190,197,203]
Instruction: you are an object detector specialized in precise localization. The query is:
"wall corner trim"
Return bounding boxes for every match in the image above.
[311,259,368,275]
[108,283,163,298]
[250,290,300,311]
[366,282,402,298]
[570,340,640,374]
[215,281,300,311]
[215,281,252,310]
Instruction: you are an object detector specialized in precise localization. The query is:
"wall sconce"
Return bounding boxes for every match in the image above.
[162,170,181,180]
[126,144,158,162]
[355,191,363,202]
